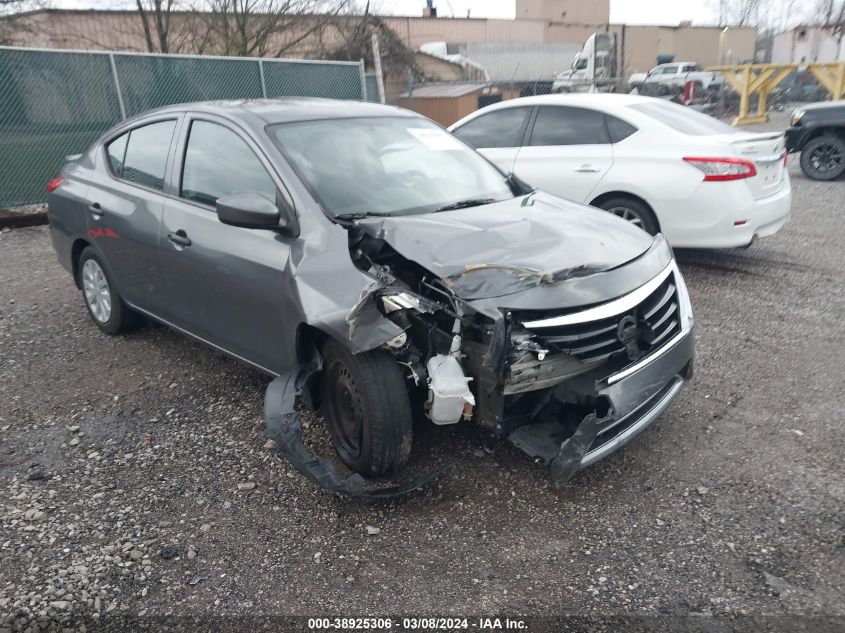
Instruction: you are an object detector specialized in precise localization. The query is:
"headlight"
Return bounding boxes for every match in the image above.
[790,109,805,126]
[672,261,694,332]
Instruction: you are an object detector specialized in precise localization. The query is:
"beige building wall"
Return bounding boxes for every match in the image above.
[609,24,756,75]
[7,9,756,79]
[516,0,610,24]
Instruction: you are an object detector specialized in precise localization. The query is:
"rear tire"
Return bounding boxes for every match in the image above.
[799,134,845,181]
[78,246,140,335]
[595,196,660,236]
[320,339,413,476]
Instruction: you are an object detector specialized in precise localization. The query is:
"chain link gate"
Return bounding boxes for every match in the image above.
[0,46,366,208]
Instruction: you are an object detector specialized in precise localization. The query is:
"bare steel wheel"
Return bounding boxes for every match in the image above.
[595,196,660,235]
[320,339,412,476]
[77,246,140,335]
[325,363,365,460]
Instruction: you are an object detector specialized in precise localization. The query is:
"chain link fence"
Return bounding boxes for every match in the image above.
[0,46,365,208]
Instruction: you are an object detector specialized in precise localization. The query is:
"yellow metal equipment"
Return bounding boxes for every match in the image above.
[707,62,845,126]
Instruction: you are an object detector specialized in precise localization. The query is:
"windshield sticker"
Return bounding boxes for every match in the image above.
[408,127,465,151]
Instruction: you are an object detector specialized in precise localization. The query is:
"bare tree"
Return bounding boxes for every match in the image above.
[135,0,176,52]
[194,0,351,58]
[0,0,49,46]
[320,1,416,75]
[716,0,764,26]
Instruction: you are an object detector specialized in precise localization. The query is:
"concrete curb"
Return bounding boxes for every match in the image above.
[0,209,49,229]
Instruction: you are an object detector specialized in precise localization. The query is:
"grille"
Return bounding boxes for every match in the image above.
[518,272,681,364]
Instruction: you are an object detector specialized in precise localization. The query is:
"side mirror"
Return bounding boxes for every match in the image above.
[216,193,298,236]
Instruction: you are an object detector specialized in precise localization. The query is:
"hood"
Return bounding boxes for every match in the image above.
[356,192,660,304]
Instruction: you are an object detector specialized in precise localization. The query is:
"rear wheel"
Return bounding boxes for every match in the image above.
[320,339,412,476]
[595,196,660,236]
[800,134,845,181]
[78,247,140,335]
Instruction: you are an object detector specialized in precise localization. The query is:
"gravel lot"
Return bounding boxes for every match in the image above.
[1,116,843,631]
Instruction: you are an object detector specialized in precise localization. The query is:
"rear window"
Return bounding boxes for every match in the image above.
[628,101,737,136]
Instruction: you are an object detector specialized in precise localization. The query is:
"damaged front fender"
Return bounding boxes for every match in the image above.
[263,355,444,501]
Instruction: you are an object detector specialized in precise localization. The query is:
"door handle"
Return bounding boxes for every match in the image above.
[167,230,192,248]
[88,202,104,217]
[574,164,601,173]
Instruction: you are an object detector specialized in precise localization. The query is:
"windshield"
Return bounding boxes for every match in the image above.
[269,117,516,219]
[628,101,738,136]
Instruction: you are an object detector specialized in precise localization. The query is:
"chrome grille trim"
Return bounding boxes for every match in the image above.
[522,262,675,328]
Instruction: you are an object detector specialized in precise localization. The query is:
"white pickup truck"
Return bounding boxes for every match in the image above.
[628,62,723,96]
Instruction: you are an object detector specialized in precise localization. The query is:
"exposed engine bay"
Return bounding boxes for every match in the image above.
[264,204,694,500]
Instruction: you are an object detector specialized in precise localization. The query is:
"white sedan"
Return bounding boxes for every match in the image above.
[449,94,791,249]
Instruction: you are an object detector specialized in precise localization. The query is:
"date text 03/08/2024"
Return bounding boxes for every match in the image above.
[307,617,528,630]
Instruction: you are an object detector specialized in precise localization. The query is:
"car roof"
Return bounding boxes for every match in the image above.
[467,92,656,112]
[123,98,416,128]
[801,99,845,112]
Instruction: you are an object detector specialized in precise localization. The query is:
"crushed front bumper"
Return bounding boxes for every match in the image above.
[582,328,693,468]
[509,328,693,486]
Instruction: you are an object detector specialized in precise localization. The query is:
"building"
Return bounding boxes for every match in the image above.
[772,25,845,64]
[396,82,520,126]
[5,1,756,79]
[609,24,757,75]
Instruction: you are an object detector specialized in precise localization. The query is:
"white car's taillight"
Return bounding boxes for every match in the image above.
[683,156,757,181]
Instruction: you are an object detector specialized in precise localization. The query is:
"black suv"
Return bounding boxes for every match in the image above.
[785,100,845,181]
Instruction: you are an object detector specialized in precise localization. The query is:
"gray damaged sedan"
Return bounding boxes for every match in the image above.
[47,99,694,498]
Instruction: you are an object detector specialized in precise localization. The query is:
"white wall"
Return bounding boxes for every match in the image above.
[772,27,844,64]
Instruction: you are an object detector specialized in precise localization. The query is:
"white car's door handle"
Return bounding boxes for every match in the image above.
[574,164,601,173]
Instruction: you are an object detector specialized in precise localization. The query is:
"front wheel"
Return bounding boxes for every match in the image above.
[595,197,660,236]
[320,339,412,476]
[799,134,845,181]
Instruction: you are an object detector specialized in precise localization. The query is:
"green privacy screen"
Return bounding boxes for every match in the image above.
[0,47,364,208]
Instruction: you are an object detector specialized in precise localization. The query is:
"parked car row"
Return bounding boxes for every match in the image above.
[785,99,845,181]
[47,92,817,497]
[627,61,724,96]
[450,94,791,249]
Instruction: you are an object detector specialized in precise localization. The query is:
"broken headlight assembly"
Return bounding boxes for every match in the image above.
[672,260,695,333]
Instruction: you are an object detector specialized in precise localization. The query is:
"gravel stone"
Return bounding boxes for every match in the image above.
[0,111,842,624]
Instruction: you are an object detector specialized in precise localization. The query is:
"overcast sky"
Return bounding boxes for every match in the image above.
[55,0,723,26]
[373,0,720,25]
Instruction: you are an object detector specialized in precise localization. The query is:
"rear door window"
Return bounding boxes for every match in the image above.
[606,114,638,143]
[106,133,128,176]
[119,120,177,191]
[452,107,532,149]
[528,106,609,146]
[180,120,276,207]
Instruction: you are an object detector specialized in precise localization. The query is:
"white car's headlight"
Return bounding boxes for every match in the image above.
[672,261,694,332]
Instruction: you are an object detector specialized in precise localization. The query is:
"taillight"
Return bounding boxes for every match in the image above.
[47,177,64,192]
[683,157,757,181]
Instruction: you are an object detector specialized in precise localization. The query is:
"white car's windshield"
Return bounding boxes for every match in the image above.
[270,117,516,219]
[629,101,739,136]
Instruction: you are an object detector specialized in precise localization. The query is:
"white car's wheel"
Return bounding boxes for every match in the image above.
[596,197,660,236]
